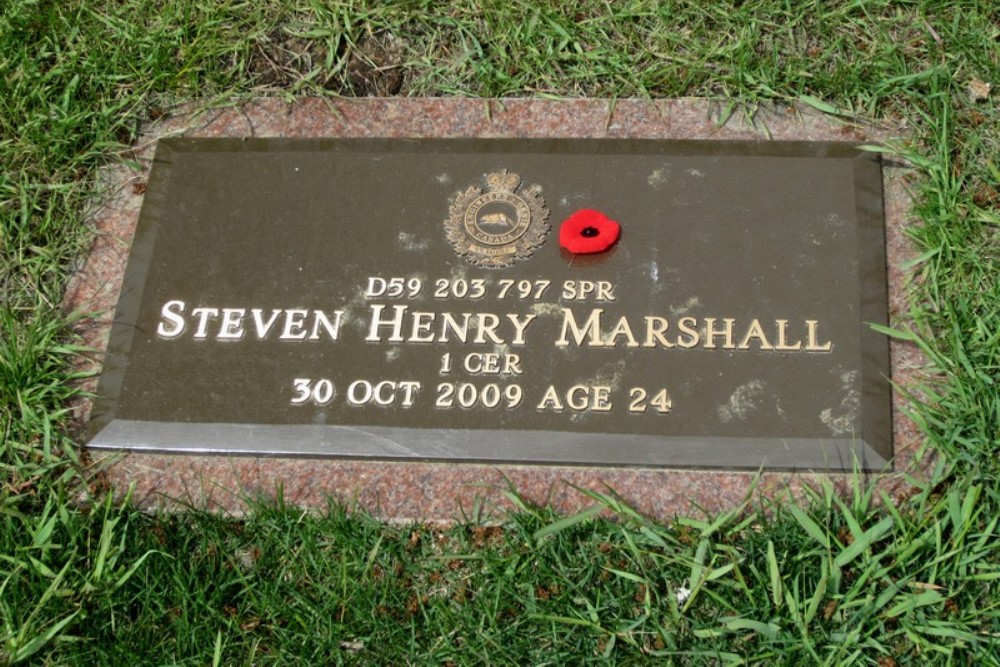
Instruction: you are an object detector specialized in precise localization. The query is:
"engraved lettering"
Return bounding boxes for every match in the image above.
[566,385,613,411]
[590,386,613,411]
[643,316,674,348]
[366,305,535,345]
[567,385,591,411]
[805,320,833,351]
[347,379,420,407]
[308,310,343,341]
[606,316,640,348]
[703,317,736,350]
[460,352,522,375]
[157,300,186,338]
[396,381,421,407]
[156,292,834,357]
[503,354,523,375]
[553,312,830,351]
[409,311,437,343]
[506,313,537,346]
[366,304,407,342]
[536,385,564,411]
[675,316,700,348]
[629,388,647,413]
[473,313,502,344]
[561,280,614,301]
[595,282,616,302]
[278,309,309,340]
[347,380,371,405]
[365,277,388,297]
[191,307,219,339]
[774,319,803,350]
[538,385,613,412]
[375,381,396,405]
[737,319,773,350]
[463,353,486,374]
[217,308,246,340]
[439,312,471,343]
[251,308,281,338]
[555,308,604,347]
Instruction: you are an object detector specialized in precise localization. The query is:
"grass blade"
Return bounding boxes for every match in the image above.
[834,517,894,568]
[11,610,80,663]
[767,540,782,608]
[532,505,603,543]
[786,504,830,549]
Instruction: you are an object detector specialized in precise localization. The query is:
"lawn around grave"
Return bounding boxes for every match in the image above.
[2,1,998,664]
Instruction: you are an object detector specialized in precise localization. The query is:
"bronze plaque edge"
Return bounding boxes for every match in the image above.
[89,420,890,472]
[853,149,893,463]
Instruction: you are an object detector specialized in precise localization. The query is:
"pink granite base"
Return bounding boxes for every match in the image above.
[66,98,927,522]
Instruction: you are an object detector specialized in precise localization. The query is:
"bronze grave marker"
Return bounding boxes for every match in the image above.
[88,137,890,470]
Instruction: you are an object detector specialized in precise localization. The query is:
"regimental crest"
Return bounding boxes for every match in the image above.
[445,170,550,268]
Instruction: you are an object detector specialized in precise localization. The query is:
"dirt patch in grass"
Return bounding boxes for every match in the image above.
[245,28,406,95]
[246,29,331,89]
[347,33,406,96]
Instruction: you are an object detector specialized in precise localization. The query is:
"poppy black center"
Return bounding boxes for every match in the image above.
[580,226,600,237]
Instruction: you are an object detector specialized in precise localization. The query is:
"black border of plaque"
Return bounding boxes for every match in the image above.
[88,138,892,471]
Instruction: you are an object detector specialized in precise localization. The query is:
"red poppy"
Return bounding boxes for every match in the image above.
[559,209,620,254]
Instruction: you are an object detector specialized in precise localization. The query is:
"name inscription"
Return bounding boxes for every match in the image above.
[153,276,833,416]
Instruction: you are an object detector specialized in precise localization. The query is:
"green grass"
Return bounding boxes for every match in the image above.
[2,0,999,663]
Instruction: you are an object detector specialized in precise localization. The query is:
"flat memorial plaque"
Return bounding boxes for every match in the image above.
[88,138,891,471]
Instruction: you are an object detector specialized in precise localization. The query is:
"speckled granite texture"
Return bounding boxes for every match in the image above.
[67,98,926,522]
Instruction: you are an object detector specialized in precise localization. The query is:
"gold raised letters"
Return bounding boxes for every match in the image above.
[366,304,537,345]
[737,319,773,350]
[553,309,832,352]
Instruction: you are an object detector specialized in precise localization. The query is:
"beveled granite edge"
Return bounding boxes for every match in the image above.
[66,97,928,522]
